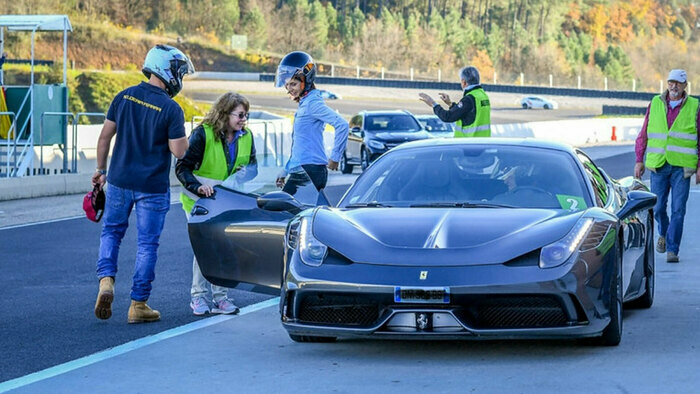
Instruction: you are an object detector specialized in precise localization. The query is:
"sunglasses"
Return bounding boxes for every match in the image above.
[230,112,249,120]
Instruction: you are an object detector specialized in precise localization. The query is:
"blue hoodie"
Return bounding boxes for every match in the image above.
[284,89,349,174]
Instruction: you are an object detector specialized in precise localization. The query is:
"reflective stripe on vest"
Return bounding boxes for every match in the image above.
[455,88,491,138]
[180,124,253,213]
[645,95,699,169]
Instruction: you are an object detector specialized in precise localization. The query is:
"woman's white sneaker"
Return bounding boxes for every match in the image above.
[190,297,210,316]
[212,298,240,314]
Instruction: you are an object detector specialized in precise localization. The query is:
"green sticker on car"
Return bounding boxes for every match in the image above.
[556,194,587,211]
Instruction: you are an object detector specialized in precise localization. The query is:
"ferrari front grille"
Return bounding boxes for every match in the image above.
[297,293,381,327]
[458,295,569,329]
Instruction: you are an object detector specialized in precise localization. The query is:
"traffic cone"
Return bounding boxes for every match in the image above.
[611,126,617,141]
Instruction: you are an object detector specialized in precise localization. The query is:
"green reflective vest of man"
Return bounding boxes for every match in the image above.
[177,123,257,214]
[645,95,699,169]
[454,87,491,137]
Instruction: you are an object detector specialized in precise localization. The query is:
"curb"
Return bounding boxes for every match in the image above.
[0,173,92,201]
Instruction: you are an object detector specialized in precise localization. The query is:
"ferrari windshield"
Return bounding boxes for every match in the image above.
[339,144,594,210]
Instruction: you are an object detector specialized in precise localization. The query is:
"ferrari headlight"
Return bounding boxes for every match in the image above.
[539,218,594,269]
[298,217,327,267]
[368,140,385,150]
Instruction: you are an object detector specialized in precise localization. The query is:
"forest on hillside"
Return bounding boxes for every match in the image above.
[2,0,699,91]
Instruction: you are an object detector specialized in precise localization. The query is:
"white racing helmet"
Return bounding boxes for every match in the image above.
[142,44,195,97]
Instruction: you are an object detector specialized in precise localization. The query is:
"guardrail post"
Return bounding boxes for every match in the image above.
[549,74,553,87]
[494,71,497,84]
[604,77,608,91]
[263,122,268,166]
[331,64,335,77]
[632,79,636,92]
[520,73,524,86]
[381,67,385,80]
[410,68,414,81]
[577,75,581,89]
[438,69,441,82]
[356,65,360,79]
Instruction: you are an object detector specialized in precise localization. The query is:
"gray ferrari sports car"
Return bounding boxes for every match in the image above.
[188,138,656,346]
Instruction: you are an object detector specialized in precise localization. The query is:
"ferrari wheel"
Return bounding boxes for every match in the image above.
[544,104,551,110]
[289,334,337,343]
[597,246,623,346]
[340,153,354,174]
[522,103,528,109]
[628,212,655,309]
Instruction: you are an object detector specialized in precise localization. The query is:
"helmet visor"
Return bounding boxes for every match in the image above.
[172,56,195,80]
[274,65,301,88]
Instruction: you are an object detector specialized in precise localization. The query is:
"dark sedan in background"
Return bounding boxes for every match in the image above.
[339,110,431,173]
[188,138,656,346]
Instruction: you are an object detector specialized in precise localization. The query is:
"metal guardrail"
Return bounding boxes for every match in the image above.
[259,74,663,102]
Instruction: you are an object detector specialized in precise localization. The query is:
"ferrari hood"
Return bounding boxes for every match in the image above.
[312,207,583,266]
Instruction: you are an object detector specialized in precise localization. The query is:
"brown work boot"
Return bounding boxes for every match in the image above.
[94,277,114,320]
[127,300,161,323]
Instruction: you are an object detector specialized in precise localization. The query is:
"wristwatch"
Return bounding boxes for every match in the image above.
[96,168,107,175]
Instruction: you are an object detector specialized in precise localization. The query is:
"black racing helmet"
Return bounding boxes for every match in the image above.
[274,51,316,92]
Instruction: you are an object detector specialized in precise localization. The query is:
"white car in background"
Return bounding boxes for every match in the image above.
[319,89,342,100]
[415,114,455,138]
[521,96,558,110]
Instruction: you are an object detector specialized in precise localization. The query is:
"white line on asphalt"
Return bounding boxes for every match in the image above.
[0,215,84,231]
[0,202,183,231]
[0,297,280,393]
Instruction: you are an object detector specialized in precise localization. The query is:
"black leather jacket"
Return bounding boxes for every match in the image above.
[433,85,483,126]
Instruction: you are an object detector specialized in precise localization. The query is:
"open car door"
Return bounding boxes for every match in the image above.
[187,168,330,295]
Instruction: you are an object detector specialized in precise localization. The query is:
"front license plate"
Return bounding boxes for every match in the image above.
[394,287,450,304]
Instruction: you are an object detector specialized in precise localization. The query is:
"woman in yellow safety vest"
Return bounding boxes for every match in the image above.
[175,92,258,316]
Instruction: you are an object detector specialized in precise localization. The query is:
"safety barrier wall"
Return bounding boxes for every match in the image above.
[258,73,663,102]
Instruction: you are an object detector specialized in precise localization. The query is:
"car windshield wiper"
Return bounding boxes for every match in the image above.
[345,201,392,208]
[409,202,516,208]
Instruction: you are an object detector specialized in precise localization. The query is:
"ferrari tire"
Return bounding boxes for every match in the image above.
[627,212,655,309]
[340,153,354,174]
[597,245,623,346]
[522,103,528,109]
[544,104,551,110]
[289,334,337,343]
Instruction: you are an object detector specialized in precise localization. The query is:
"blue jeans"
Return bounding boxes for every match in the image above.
[96,184,170,301]
[650,163,690,254]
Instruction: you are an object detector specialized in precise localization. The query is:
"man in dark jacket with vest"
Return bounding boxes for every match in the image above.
[634,69,700,263]
[418,66,491,138]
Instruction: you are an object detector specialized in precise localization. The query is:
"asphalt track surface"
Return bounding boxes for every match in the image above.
[0,148,640,384]
[0,185,349,383]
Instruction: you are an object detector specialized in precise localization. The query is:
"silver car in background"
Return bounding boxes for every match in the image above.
[415,114,455,138]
